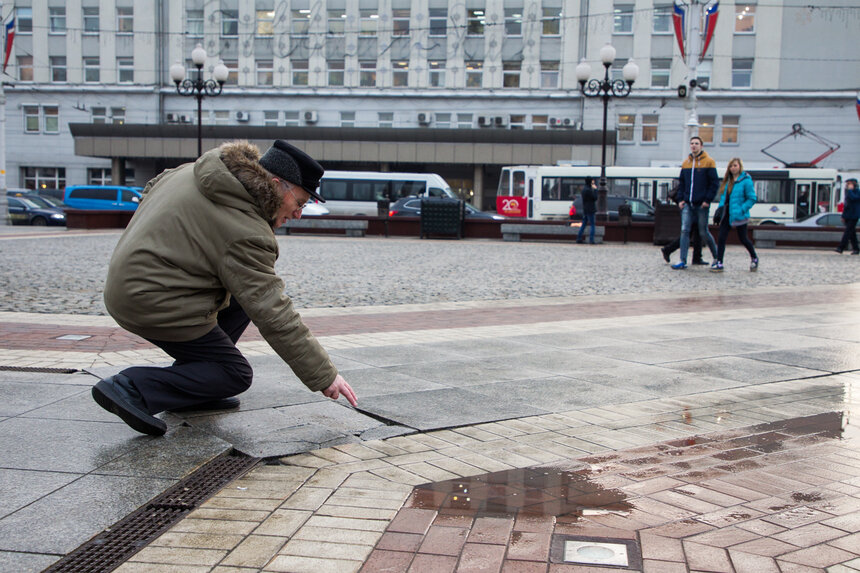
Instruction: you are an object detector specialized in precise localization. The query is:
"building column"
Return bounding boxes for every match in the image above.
[111,157,126,185]
[473,164,484,210]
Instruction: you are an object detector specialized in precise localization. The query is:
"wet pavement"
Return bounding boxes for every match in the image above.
[0,228,858,572]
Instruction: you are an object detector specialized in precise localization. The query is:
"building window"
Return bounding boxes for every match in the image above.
[92,107,107,124]
[429,60,445,87]
[111,107,126,125]
[256,10,274,36]
[117,7,133,34]
[360,9,378,36]
[732,59,752,88]
[392,9,410,36]
[84,57,100,83]
[614,4,633,34]
[429,8,447,36]
[49,7,66,34]
[221,10,238,37]
[642,114,659,142]
[503,61,521,88]
[457,113,473,129]
[328,9,345,35]
[23,105,39,133]
[542,7,561,36]
[83,7,99,35]
[653,5,672,33]
[651,59,671,88]
[223,60,239,85]
[360,61,376,87]
[735,4,755,34]
[435,113,451,128]
[88,168,111,185]
[510,115,526,130]
[292,60,309,86]
[17,56,33,82]
[16,7,33,34]
[698,115,716,143]
[392,61,408,87]
[50,57,67,82]
[328,60,344,86]
[187,10,203,37]
[118,58,134,83]
[505,9,522,36]
[263,111,279,126]
[292,10,310,36]
[697,60,712,90]
[466,61,483,88]
[341,111,356,127]
[540,61,559,89]
[213,110,230,125]
[256,60,273,85]
[284,111,300,126]
[378,112,394,128]
[22,167,66,191]
[618,114,635,142]
[721,115,739,144]
[467,9,485,36]
[532,115,549,130]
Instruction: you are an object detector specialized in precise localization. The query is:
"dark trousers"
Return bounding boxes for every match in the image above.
[121,296,254,414]
[838,217,859,252]
[716,218,757,263]
[577,213,595,243]
[663,224,704,261]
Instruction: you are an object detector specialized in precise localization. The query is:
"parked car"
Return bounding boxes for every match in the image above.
[6,190,66,209]
[569,195,655,222]
[6,196,66,226]
[387,197,505,220]
[786,212,844,228]
[63,185,143,211]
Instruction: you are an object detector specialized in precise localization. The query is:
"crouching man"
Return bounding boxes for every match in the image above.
[93,139,356,436]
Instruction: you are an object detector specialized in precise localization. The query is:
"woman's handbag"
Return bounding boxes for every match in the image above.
[713,205,724,225]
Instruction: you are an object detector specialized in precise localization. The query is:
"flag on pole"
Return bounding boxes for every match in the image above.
[3,17,14,74]
[856,92,860,122]
[672,3,686,57]
[701,2,719,59]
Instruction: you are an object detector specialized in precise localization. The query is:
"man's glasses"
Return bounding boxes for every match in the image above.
[278,180,309,210]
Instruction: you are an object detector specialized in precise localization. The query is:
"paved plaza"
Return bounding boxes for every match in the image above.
[0,228,858,573]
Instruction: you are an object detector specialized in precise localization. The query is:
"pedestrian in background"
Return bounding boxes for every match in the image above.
[835,178,859,255]
[672,136,719,269]
[576,176,597,244]
[710,158,759,272]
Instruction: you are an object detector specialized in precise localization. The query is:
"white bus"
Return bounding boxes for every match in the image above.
[317,171,455,215]
[496,165,839,224]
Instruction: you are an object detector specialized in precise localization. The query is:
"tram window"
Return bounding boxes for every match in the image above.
[638,182,651,200]
[755,180,789,203]
[608,178,634,197]
[542,176,582,201]
[817,183,832,212]
[513,171,526,197]
[498,169,511,195]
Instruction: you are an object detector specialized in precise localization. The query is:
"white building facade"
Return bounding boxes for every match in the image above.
[3,0,858,206]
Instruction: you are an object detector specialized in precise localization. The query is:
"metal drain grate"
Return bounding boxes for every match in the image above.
[44,451,259,573]
[0,365,78,374]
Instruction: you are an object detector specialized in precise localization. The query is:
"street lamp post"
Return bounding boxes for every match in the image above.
[576,44,639,219]
[169,44,229,158]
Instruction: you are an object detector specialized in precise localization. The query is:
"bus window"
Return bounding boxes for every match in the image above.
[498,169,511,196]
[391,180,426,198]
[513,171,525,197]
[427,187,447,197]
[320,180,348,200]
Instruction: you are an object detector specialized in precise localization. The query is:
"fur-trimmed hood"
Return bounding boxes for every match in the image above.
[193,140,283,227]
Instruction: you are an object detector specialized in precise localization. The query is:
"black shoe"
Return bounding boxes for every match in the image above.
[661,248,670,263]
[834,248,844,254]
[576,239,584,244]
[92,375,166,436]
[170,397,241,413]
[852,251,860,256]
[692,260,709,265]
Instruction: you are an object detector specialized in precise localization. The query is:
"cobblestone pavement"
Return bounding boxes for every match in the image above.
[0,230,858,315]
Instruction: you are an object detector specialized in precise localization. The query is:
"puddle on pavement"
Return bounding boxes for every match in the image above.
[408,464,632,518]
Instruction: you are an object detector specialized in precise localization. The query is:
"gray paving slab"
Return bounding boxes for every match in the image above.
[357,387,547,431]
[329,344,468,368]
[0,469,80,519]
[792,324,860,343]
[0,381,88,417]
[567,363,751,396]
[0,550,59,573]
[18,387,123,423]
[745,343,860,373]
[332,366,448,397]
[493,348,633,376]
[664,355,831,384]
[387,358,551,387]
[506,332,626,350]
[423,337,547,359]
[0,473,174,555]
[274,401,383,435]
[467,375,654,411]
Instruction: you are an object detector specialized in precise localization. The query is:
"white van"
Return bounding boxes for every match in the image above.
[317,171,456,215]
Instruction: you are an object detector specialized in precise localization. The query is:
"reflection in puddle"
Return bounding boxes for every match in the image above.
[408,465,632,519]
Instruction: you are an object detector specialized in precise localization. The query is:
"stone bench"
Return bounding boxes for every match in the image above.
[277,218,368,237]
[752,228,841,249]
[501,223,604,243]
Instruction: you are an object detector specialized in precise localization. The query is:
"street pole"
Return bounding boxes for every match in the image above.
[683,0,706,155]
[0,0,8,225]
[170,44,228,158]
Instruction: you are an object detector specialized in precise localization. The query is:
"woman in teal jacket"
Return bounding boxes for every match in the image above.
[711,158,759,272]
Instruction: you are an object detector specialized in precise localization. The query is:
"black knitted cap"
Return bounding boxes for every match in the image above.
[259,140,326,202]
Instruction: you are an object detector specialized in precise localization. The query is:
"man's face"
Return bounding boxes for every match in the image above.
[274,179,311,226]
[689,139,702,155]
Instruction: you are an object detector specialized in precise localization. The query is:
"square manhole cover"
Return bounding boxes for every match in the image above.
[551,535,641,570]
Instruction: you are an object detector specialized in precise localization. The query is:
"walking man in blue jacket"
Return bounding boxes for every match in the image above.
[672,136,719,269]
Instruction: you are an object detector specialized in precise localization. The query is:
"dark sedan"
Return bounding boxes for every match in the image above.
[388,197,505,220]
[6,196,67,226]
